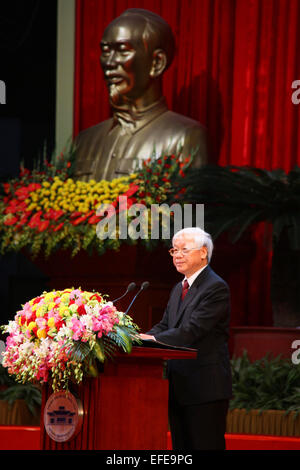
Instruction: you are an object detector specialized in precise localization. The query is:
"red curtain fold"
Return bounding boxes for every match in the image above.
[74,0,300,170]
[73,0,300,326]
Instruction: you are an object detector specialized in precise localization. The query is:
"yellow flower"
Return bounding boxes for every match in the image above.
[47,317,55,328]
[36,307,45,318]
[47,301,56,311]
[59,305,69,317]
[28,321,37,331]
[44,292,55,302]
[37,328,47,339]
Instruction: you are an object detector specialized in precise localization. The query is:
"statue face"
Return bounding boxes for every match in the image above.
[100,18,154,104]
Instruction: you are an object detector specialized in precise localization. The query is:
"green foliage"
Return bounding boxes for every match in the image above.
[66,318,141,380]
[181,165,300,249]
[230,352,300,415]
[0,363,16,387]
[0,365,41,415]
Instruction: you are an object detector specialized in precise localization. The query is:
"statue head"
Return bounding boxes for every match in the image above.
[100,9,175,108]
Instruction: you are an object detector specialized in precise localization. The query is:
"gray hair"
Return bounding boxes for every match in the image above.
[172,227,214,262]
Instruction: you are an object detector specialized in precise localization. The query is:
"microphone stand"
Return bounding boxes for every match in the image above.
[125,281,150,315]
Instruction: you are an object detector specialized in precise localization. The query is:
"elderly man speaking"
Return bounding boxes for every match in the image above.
[140,227,232,450]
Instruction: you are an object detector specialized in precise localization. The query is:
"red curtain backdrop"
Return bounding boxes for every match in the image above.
[74,0,300,170]
[73,0,300,326]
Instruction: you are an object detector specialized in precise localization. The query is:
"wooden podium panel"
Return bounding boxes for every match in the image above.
[40,346,197,450]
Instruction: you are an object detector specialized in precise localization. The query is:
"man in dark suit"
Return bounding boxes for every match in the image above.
[140,227,232,450]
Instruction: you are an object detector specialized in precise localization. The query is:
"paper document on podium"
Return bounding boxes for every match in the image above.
[140,338,197,352]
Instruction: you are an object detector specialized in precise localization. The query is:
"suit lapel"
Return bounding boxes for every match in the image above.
[168,283,182,326]
[170,265,211,328]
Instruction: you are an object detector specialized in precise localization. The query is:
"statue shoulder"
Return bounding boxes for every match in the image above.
[162,110,206,134]
[76,119,113,143]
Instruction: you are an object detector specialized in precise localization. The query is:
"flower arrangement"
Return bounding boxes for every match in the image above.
[0,148,191,257]
[1,288,141,392]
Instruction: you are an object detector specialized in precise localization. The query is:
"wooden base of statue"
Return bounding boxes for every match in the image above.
[40,346,196,450]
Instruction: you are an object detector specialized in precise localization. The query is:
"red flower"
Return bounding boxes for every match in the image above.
[4,215,18,225]
[19,167,30,177]
[32,327,38,337]
[90,294,102,302]
[71,216,87,226]
[52,222,64,232]
[77,304,86,316]
[38,220,50,232]
[88,214,101,224]
[70,211,82,219]
[3,183,10,194]
[44,209,64,221]
[123,184,139,197]
[15,187,30,201]
[4,198,25,214]
[27,183,42,192]
[28,211,42,228]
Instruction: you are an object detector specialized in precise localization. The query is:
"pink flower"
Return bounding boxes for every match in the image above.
[70,317,84,341]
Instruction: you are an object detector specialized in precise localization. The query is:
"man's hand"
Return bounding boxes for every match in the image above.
[139,334,156,341]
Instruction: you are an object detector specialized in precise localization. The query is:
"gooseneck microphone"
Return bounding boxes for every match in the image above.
[125,281,150,315]
[112,282,137,304]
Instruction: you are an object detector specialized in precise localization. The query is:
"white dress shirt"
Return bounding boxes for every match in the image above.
[183,264,208,288]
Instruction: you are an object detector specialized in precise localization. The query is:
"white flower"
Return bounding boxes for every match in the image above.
[69,303,78,313]
[80,314,93,330]
[36,338,51,358]
[56,324,73,340]
[4,320,18,334]
[19,342,34,356]
[84,304,95,315]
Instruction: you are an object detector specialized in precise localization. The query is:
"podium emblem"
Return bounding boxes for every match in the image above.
[44,391,83,442]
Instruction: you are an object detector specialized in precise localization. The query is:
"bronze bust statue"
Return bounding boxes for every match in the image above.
[75,8,207,182]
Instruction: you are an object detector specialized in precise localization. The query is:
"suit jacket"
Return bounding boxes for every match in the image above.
[147,265,232,405]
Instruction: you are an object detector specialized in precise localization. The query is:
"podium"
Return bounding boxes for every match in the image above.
[40,346,197,450]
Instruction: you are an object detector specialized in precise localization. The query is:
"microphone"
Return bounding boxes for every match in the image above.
[125,281,150,315]
[112,282,136,304]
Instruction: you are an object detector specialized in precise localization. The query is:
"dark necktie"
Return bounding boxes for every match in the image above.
[181,279,189,300]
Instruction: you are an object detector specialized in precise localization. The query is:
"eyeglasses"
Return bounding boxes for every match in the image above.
[169,247,200,257]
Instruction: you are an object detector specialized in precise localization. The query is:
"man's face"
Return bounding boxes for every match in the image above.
[100,18,153,105]
[172,235,208,278]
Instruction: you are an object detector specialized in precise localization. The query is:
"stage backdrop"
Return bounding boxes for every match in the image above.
[72,0,300,326]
